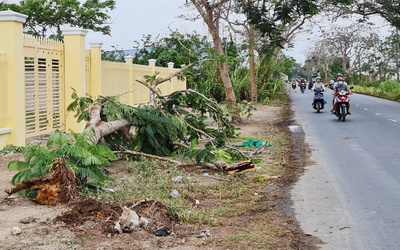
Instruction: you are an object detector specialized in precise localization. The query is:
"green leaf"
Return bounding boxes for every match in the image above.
[82,155,103,166]
[75,167,101,182]
[67,145,90,159]
[47,130,71,149]
[8,161,30,171]
[89,145,116,161]
[11,169,35,185]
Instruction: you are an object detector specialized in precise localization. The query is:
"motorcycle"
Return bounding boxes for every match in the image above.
[312,87,325,113]
[308,81,314,90]
[299,82,306,93]
[329,80,335,90]
[333,89,350,122]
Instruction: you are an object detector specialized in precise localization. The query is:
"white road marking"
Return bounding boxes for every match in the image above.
[364,108,368,111]
[389,119,398,123]
[375,113,380,116]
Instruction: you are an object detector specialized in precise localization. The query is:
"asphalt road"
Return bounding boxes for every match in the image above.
[290,86,400,249]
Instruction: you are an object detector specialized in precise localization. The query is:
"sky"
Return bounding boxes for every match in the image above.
[4,0,393,64]
[85,1,207,50]
[82,1,393,64]
[83,0,310,63]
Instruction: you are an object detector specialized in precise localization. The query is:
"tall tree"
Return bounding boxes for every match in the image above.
[217,0,258,104]
[187,0,238,119]
[340,1,400,30]
[0,0,116,40]
[235,0,320,101]
[239,0,320,51]
[306,23,381,83]
[130,32,210,68]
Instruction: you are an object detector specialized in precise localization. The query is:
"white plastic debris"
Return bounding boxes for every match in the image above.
[11,226,22,235]
[198,230,210,238]
[171,176,184,182]
[139,217,150,228]
[170,189,180,198]
[101,188,115,192]
[114,206,140,233]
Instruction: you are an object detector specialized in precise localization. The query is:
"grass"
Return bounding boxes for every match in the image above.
[0,145,23,156]
[81,103,293,249]
[353,84,400,102]
[88,125,289,228]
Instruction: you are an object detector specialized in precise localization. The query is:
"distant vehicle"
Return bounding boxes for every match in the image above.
[329,80,335,90]
[308,75,318,90]
[310,75,318,83]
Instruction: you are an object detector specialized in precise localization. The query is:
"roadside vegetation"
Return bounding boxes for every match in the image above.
[352,80,400,102]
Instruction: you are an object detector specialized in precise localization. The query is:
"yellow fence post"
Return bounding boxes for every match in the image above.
[63,29,88,133]
[0,10,27,148]
[124,55,134,104]
[168,62,175,93]
[148,59,156,105]
[89,42,102,99]
[148,59,156,71]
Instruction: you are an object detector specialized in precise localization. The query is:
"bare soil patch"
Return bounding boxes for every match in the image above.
[0,104,321,250]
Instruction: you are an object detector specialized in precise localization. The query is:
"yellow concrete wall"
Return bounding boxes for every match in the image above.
[99,59,186,105]
[0,10,186,149]
[0,52,7,128]
[0,52,12,149]
[0,10,27,148]
[101,61,131,104]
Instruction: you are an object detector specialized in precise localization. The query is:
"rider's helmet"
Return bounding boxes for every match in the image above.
[316,76,321,81]
[329,80,334,84]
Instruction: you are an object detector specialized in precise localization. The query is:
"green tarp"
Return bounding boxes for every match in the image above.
[236,139,272,148]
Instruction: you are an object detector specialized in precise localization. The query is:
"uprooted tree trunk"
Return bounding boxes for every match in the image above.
[86,102,133,145]
[85,66,188,145]
[5,159,79,205]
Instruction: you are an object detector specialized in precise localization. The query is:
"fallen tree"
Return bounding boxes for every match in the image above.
[5,70,259,203]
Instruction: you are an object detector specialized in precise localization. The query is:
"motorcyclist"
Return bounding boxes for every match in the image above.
[298,78,306,89]
[311,76,325,108]
[331,74,351,115]
[329,79,335,90]
[311,76,325,92]
[291,79,297,89]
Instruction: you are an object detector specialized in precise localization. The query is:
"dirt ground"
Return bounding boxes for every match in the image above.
[0,104,321,250]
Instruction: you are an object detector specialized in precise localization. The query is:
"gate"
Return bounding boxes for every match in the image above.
[23,36,65,138]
